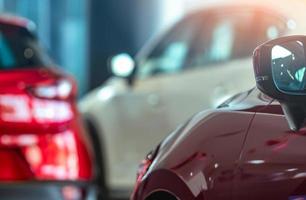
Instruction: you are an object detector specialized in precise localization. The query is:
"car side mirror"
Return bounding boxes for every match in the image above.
[109,53,135,81]
[253,35,306,131]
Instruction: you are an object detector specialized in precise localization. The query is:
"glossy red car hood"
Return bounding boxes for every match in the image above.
[134,88,280,199]
[151,88,272,170]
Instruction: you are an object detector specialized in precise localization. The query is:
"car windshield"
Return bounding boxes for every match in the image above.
[0,24,52,70]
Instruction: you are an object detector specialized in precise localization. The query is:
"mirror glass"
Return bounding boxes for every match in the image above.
[110,53,135,77]
[272,40,306,94]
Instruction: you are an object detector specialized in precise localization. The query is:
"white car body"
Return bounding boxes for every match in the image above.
[79,0,306,197]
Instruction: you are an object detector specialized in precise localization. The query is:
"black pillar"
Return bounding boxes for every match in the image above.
[88,0,133,89]
[88,0,161,89]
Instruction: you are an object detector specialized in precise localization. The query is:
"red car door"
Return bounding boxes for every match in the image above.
[234,101,306,200]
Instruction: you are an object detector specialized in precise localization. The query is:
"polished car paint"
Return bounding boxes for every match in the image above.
[132,88,306,200]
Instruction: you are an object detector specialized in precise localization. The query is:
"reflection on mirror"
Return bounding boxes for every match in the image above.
[110,53,135,78]
[272,40,306,94]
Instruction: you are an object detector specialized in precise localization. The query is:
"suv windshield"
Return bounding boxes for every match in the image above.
[0,24,52,70]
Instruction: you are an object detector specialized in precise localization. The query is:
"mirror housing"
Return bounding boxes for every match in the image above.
[109,53,136,83]
[253,35,306,131]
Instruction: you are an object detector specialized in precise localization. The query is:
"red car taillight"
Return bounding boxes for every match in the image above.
[0,94,73,124]
[29,79,76,100]
[0,71,92,182]
[132,156,153,199]
[135,158,152,184]
[0,130,91,181]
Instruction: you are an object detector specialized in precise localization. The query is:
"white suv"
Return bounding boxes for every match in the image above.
[79,0,306,198]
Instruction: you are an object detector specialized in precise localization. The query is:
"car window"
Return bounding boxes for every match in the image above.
[0,24,52,70]
[137,18,200,79]
[137,9,287,79]
[189,15,240,66]
[189,11,287,67]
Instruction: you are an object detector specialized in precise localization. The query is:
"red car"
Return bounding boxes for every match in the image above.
[0,16,95,199]
[131,36,306,200]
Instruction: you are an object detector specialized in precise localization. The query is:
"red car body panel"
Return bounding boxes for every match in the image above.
[132,88,306,200]
[234,103,306,199]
